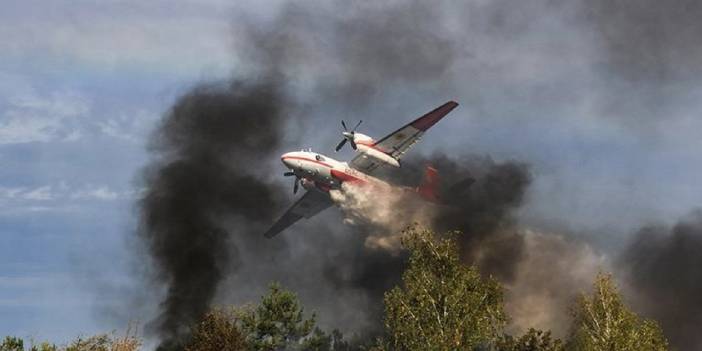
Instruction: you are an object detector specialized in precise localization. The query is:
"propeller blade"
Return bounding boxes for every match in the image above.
[352,120,363,132]
[284,172,295,177]
[341,120,348,131]
[350,139,357,150]
[293,177,299,194]
[335,138,347,152]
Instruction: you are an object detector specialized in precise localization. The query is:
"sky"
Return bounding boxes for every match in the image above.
[1,0,702,346]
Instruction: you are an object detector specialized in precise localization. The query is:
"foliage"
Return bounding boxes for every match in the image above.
[185,307,247,351]
[1,337,24,351]
[31,343,57,351]
[382,228,507,350]
[184,283,345,350]
[238,282,325,350]
[64,330,140,351]
[497,329,564,351]
[567,273,668,351]
[65,335,112,351]
[1,337,56,351]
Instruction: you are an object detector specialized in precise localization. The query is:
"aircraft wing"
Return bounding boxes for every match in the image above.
[263,190,333,238]
[350,101,458,174]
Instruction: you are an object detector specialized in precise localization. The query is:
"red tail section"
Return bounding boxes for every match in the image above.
[417,166,440,202]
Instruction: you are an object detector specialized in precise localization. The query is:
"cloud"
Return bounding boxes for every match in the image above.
[0,0,239,76]
[0,86,159,145]
[0,90,90,144]
[70,186,120,201]
[96,110,160,143]
[0,184,130,212]
[23,186,54,201]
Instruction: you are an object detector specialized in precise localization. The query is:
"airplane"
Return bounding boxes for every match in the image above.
[263,101,459,238]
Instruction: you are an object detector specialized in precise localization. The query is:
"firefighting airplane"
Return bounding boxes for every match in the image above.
[263,101,459,238]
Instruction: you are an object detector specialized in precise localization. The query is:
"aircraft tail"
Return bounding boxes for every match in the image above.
[417,166,440,202]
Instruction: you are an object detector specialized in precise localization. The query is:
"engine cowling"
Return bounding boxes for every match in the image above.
[359,146,400,167]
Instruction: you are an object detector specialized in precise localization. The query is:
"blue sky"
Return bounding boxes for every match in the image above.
[0,0,244,342]
[2,0,701,345]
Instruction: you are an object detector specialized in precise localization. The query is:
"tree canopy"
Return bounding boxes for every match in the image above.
[382,228,506,350]
[567,274,668,351]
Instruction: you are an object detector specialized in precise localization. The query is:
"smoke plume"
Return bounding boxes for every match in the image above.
[504,230,604,336]
[138,80,289,348]
[618,210,702,350]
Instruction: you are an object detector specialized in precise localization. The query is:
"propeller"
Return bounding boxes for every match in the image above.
[335,120,362,152]
[284,171,300,194]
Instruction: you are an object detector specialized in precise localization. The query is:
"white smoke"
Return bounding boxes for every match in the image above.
[330,182,438,254]
[503,229,607,337]
[330,183,606,338]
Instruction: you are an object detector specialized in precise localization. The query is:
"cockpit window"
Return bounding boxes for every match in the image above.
[315,155,325,161]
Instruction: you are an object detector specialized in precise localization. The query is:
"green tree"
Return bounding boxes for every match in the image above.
[497,329,564,351]
[1,337,56,351]
[64,329,140,351]
[30,343,57,351]
[1,337,24,351]
[239,283,328,350]
[185,307,247,351]
[382,228,506,350]
[567,273,668,351]
[65,335,111,351]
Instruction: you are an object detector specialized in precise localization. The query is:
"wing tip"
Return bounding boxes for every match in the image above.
[411,100,460,131]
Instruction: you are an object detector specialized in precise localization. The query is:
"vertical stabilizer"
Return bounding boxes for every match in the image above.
[417,166,440,202]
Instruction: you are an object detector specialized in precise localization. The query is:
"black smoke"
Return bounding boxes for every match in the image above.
[381,154,531,281]
[618,210,702,350]
[433,155,530,281]
[138,80,289,348]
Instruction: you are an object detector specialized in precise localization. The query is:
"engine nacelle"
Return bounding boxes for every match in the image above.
[357,145,400,167]
[351,133,400,167]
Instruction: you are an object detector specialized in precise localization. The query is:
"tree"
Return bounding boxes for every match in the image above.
[1,337,24,351]
[238,283,329,350]
[1,337,56,351]
[567,273,668,351]
[31,343,57,351]
[497,329,564,351]
[382,228,506,350]
[63,326,139,351]
[185,308,246,351]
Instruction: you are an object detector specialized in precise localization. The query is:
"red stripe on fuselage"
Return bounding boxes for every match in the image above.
[330,169,366,184]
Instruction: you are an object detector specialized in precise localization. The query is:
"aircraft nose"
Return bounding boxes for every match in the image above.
[281,153,294,168]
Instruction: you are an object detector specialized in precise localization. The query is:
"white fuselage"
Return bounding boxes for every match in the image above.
[281,151,386,193]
